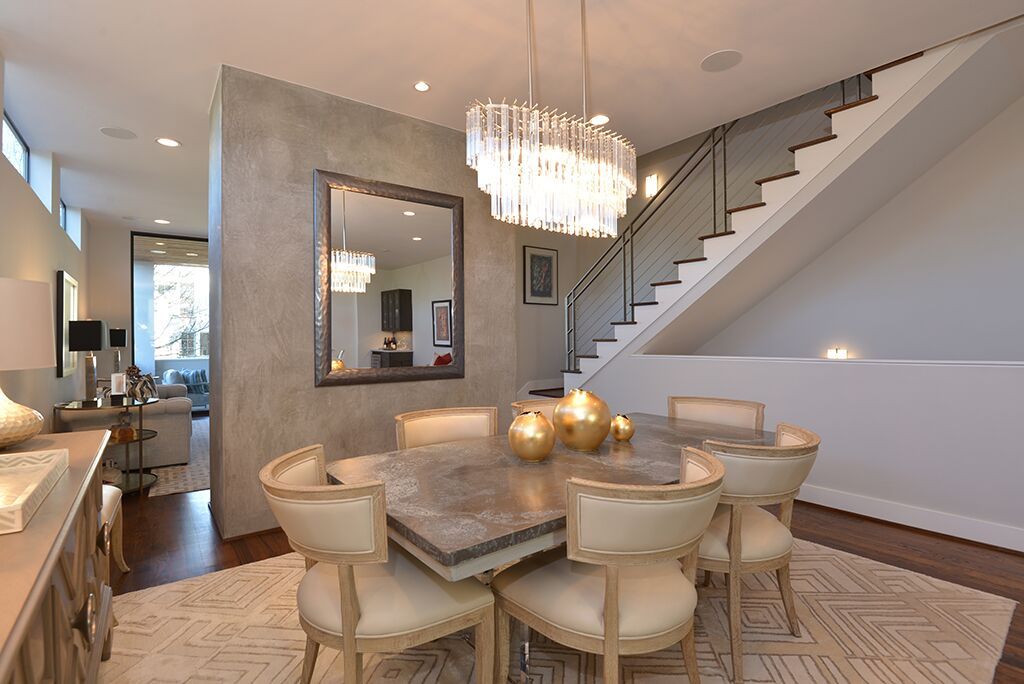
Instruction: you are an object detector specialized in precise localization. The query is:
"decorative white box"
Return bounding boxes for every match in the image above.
[0,449,70,534]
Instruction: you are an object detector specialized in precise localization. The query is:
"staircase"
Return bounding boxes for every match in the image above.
[564,23,1023,389]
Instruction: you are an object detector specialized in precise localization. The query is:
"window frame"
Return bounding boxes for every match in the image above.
[59,199,67,230]
[2,111,30,180]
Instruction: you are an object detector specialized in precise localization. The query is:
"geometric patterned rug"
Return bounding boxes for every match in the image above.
[149,417,210,497]
[99,539,1015,683]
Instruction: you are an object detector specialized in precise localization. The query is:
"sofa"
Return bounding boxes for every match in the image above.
[161,368,209,410]
[55,384,193,469]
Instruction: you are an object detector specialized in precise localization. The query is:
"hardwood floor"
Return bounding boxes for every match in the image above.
[112,491,1023,681]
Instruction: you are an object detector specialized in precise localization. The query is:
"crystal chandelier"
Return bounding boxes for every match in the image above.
[466,0,636,238]
[330,191,376,293]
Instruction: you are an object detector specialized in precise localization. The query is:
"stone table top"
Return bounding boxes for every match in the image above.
[327,412,774,569]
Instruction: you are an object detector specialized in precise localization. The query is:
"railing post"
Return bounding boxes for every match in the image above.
[621,236,628,322]
[722,124,728,227]
[712,127,718,234]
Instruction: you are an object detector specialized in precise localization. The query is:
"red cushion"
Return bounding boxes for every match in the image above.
[433,353,453,366]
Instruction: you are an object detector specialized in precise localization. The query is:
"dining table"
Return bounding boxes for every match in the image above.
[326,412,775,583]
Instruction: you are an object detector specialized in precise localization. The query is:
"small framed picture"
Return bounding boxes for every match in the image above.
[432,299,452,347]
[56,270,79,378]
[523,245,558,305]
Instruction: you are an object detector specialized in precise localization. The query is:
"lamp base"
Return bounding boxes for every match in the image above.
[0,384,44,450]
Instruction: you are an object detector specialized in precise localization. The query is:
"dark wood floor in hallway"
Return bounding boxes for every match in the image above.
[112,491,1023,682]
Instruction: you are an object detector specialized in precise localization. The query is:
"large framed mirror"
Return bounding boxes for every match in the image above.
[314,171,464,386]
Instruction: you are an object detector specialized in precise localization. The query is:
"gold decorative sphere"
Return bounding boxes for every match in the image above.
[331,359,346,372]
[553,388,611,452]
[610,414,635,442]
[508,411,556,463]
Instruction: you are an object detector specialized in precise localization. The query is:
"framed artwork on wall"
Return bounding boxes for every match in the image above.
[432,299,452,347]
[56,270,79,378]
[523,245,558,305]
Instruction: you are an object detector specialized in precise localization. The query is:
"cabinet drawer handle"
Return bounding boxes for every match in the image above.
[97,521,111,556]
[71,592,97,645]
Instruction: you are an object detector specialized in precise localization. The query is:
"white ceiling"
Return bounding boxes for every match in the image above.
[331,190,452,271]
[1,1,1021,239]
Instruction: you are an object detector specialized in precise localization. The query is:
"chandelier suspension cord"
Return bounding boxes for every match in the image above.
[339,190,347,250]
[526,0,535,106]
[580,0,589,120]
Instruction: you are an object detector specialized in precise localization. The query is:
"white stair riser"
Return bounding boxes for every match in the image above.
[728,206,772,234]
[794,137,843,177]
[759,173,809,206]
[578,357,602,374]
[676,261,713,281]
[870,46,953,102]
[701,233,743,261]
[830,100,883,139]
[632,304,662,326]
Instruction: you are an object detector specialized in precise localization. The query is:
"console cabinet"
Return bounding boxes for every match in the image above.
[381,289,413,332]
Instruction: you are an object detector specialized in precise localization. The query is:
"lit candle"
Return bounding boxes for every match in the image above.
[111,373,126,394]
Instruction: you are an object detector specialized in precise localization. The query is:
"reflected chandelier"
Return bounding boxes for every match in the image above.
[466,0,636,238]
[331,191,376,293]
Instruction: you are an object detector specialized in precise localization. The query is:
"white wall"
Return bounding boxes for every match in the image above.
[84,220,133,378]
[585,354,1024,551]
[694,95,1024,361]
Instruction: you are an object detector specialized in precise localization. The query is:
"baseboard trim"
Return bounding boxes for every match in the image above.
[798,484,1024,552]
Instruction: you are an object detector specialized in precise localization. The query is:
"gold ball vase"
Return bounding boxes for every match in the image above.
[553,388,611,452]
[610,414,635,442]
[508,411,556,463]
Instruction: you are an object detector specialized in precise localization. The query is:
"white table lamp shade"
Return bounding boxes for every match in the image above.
[0,278,55,372]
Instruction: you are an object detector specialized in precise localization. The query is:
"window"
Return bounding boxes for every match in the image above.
[2,113,29,180]
[59,200,67,230]
[152,264,210,359]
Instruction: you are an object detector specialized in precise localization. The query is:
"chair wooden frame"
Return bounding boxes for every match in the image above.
[101,485,130,573]
[259,446,495,684]
[510,398,559,422]
[667,396,766,431]
[494,447,724,684]
[696,423,820,682]
[394,406,498,449]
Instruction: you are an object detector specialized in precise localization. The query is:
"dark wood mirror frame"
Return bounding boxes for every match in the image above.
[314,170,465,386]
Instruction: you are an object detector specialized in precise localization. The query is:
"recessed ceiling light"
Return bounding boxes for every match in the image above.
[412,237,423,241]
[186,252,199,257]
[700,49,743,73]
[403,211,416,216]
[589,114,610,126]
[154,219,170,225]
[100,127,137,140]
[413,81,430,92]
[155,137,181,148]
[155,242,166,246]
[150,250,167,255]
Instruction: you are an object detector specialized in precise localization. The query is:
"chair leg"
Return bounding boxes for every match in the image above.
[301,636,319,684]
[495,608,510,683]
[343,648,362,684]
[111,506,131,573]
[777,564,801,637]
[475,605,495,684]
[727,574,743,683]
[701,570,713,588]
[681,626,700,684]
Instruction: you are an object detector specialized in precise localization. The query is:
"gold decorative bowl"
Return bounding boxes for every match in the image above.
[552,388,611,452]
[508,411,556,463]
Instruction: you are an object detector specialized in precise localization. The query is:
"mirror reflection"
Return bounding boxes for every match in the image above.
[330,189,454,370]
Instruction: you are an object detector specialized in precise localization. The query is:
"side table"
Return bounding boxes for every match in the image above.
[53,397,160,495]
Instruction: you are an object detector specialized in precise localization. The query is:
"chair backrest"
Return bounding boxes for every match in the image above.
[394,406,498,449]
[667,396,765,431]
[703,422,820,504]
[567,447,724,566]
[259,446,387,565]
[510,398,559,424]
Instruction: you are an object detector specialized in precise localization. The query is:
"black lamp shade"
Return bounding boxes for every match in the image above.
[109,328,127,348]
[68,320,108,352]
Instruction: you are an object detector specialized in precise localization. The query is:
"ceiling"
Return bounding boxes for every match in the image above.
[1,2,1021,239]
[133,235,208,267]
[331,190,452,270]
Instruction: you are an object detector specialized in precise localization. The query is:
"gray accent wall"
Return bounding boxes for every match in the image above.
[209,67,516,538]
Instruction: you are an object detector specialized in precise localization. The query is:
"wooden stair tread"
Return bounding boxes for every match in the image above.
[754,170,800,185]
[561,368,583,374]
[698,230,736,241]
[611,321,638,325]
[631,301,658,307]
[864,51,924,77]
[528,387,564,398]
[789,134,838,152]
[593,338,617,343]
[650,280,681,287]
[825,95,879,118]
[673,257,708,265]
[576,354,599,359]
[726,202,766,214]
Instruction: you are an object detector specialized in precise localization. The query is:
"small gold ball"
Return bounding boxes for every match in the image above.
[552,388,611,452]
[508,411,556,463]
[610,414,635,442]
[331,359,346,372]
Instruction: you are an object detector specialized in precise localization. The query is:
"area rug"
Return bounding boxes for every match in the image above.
[99,539,1015,683]
[148,417,210,497]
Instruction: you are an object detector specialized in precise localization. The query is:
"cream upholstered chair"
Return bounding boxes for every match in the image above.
[667,396,765,431]
[101,484,130,573]
[394,406,498,449]
[492,448,724,684]
[697,423,820,682]
[510,398,559,423]
[259,445,495,684]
